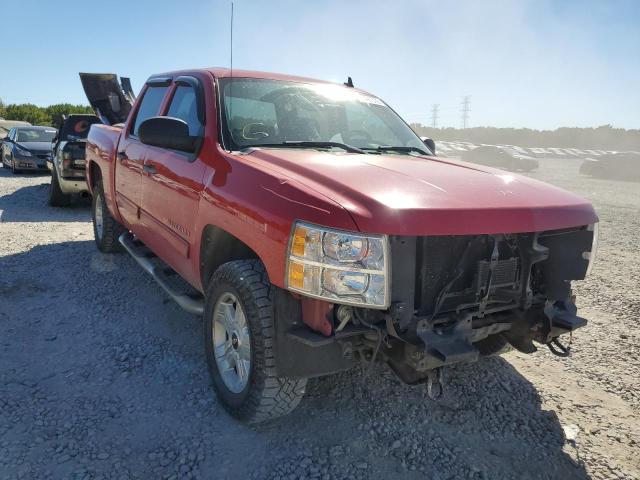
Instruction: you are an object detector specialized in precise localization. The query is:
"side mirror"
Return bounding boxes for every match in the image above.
[423,137,436,155]
[138,116,198,153]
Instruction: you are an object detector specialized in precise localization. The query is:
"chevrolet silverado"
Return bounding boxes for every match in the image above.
[83,68,598,423]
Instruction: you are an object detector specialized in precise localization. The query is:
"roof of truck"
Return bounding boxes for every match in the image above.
[149,67,353,89]
[205,67,333,85]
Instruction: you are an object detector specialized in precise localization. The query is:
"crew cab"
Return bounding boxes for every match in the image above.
[84,68,598,423]
[48,114,102,206]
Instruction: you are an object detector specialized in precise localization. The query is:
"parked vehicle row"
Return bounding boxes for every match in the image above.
[80,67,598,424]
[1,125,56,173]
[580,152,640,182]
[460,145,539,172]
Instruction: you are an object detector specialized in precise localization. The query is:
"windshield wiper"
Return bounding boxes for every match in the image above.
[362,145,431,156]
[243,141,366,154]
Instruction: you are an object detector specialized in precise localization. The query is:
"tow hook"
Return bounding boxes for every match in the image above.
[426,367,444,400]
[547,332,573,358]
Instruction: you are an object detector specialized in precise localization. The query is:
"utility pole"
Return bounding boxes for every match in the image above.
[430,104,439,128]
[460,95,471,129]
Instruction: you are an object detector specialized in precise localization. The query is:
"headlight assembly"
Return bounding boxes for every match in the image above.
[286,221,390,308]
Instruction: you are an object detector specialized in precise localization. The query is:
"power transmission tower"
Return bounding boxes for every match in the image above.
[460,95,471,129]
[430,104,439,128]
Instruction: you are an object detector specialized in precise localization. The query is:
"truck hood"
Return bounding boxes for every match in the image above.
[245,149,597,235]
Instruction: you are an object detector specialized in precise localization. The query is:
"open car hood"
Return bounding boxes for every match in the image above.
[79,73,136,125]
[244,148,598,235]
[56,114,102,142]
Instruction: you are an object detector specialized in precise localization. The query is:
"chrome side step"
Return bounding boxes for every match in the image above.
[118,232,204,316]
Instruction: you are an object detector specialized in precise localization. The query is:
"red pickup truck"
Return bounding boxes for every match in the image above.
[83,68,598,423]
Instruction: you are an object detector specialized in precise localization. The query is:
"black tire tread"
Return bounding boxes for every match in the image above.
[204,260,306,424]
[92,181,125,253]
[48,169,71,207]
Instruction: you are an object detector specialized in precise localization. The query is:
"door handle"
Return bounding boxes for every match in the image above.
[143,164,157,174]
[117,151,128,162]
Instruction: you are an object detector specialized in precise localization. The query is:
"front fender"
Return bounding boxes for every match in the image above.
[194,156,357,290]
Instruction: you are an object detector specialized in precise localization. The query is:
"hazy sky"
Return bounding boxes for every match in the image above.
[1,0,638,129]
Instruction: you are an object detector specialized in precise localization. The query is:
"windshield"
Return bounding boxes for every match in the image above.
[16,128,57,143]
[219,78,429,154]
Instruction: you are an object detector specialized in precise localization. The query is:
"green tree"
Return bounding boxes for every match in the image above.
[45,103,94,126]
[2,104,50,125]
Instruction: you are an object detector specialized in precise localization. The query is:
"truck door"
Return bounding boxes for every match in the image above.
[115,82,169,228]
[139,76,207,284]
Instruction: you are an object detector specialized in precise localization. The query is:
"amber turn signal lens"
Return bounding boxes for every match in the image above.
[288,261,305,289]
[291,226,307,257]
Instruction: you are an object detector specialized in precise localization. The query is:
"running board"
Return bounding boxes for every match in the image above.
[118,232,204,316]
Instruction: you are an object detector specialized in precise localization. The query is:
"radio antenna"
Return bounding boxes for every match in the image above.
[228,2,235,152]
[230,2,234,78]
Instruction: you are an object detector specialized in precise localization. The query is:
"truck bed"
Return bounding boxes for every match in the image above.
[85,123,123,209]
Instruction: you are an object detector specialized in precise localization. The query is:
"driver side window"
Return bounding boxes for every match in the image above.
[167,85,202,136]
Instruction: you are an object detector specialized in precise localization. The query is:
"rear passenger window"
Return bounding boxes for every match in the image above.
[132,86,168,136]
[167,85,202,136]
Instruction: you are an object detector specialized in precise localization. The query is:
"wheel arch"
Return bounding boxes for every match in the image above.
[199,224,260,289]
[87,160,102,193]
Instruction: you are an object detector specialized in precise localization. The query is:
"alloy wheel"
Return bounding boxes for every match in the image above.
[212,292,251,393]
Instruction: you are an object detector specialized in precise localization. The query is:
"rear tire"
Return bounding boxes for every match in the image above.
[203,260,307,424]
[92,181,125,253]
[48,169,71,207]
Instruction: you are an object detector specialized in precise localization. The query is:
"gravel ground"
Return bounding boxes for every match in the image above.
[1,158,638,480]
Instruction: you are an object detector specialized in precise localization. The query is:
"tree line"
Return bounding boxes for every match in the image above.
[411,124,640,151]
[0,98,93,127]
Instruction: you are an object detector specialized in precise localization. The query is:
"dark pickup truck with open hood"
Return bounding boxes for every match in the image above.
[83,68,598,423]
[48,114,102,205]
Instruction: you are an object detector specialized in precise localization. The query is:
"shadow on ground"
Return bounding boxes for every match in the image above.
[0,168,90,223]
[0,241,590,480]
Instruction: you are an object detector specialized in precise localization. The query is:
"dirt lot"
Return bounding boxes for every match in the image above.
[1,158,638,480]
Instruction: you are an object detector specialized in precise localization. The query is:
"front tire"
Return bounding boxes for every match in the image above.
[92,181,125,253]
[48,169,71,207]
[204,260,307,424]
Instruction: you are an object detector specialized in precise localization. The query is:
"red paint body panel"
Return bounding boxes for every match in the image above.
[242,149,598,235]
[85,124,124,223]
[300,298,333,336]
[85,67,598,298]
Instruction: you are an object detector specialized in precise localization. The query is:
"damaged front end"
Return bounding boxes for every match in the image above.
[277,225,598,389]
